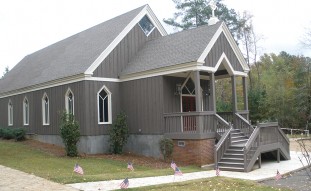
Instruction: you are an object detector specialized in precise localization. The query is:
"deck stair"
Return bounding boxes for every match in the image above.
[217,129,249,172]
[215,122,290,172]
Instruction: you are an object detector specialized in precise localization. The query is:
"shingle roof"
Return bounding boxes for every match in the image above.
[0,5,146,94]
[121,21,223,76]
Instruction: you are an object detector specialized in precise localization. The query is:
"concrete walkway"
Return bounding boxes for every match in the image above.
[0,165,78,191]
[69,151,308,191]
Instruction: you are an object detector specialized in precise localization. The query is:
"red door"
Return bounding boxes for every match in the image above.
[182,96,196,131]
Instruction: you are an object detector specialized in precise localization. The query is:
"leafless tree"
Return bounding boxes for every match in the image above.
[296,138,311,180]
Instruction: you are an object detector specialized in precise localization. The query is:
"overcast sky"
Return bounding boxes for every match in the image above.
[1,0,311,75]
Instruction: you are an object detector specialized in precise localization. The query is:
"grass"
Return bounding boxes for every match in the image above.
[0,139,292,191]
[0,140,200,184]
[125,177,292,191]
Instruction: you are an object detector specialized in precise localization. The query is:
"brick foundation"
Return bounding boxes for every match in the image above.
[172,139,215,166]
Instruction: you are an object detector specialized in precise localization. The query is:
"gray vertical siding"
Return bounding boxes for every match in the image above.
[205,32,243,72]
[93,24,162,78]
[83,81,121,136]
[0,82,87,135]
[120,76,164,134]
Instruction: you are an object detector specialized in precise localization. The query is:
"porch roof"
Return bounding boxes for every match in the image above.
[120,21,248,78]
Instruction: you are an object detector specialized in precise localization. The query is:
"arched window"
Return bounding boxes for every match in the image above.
[97,86,112,124]
[65,89,74,114]
[8,100,13,126]
[42,93,50,125]
[23,97,29,125]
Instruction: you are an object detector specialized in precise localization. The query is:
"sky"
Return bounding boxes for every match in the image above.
[1,0,311,75]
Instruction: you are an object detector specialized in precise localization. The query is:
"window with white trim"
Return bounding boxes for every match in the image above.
[98,86,112,124]
[42,93,50,125]
[65,89,74,114]
[23,97,29,125]
[138,15,155,36]
[8,100,13,126]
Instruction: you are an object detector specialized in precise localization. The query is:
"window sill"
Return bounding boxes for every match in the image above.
[98,122,112,125]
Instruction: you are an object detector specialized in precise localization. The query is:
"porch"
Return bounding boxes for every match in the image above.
[162,70,290,171]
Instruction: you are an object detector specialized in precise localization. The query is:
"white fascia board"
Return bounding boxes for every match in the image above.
[197,24,223,63]
[84,5,167,75]
[197,22,249,73]
[145,5,168,36]
[85,77,121,82]
[120,62,204,82]
[221,23,249,72]
[214,53,248,77]
[0,74,87,99]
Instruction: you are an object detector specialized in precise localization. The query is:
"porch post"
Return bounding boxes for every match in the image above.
[231,75,237,113]
[232,75,237,128]
[194,71,202,112]
[194,71,203,133]
[242,77,249,121]
[242,77,248,111]
[209,72,216,112]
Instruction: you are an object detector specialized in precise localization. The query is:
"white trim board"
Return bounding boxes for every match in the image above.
[0,59,247,98]
[84,5,167,75]
[197,22,249,72]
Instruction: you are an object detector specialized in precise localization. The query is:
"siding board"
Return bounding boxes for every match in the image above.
[204,32,243,72]
[120,76,164,134]
[93,24,162,78]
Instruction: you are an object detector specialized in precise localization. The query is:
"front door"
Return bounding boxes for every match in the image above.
[182,96,196,131]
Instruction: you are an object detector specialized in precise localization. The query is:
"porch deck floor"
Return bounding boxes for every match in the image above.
[69,151,306,191]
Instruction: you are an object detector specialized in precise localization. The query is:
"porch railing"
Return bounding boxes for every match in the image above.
[215,126,233,165]
[164,111,215,135]
[235,113,254,138]
[243,122,290,172]
[214,114,231,136]
[217,112,233,124]
[164,111,231,138]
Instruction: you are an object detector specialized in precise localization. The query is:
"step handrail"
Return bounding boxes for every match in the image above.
[215,125,233,165]
[235,113,254,138]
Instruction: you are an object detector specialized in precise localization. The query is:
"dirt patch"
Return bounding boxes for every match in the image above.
[21,139,169,169]
[290,138,311,152]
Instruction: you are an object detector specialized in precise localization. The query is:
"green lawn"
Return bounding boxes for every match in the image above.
[0,140,200,184]
[0,140,291,191]
[125,177,292,191]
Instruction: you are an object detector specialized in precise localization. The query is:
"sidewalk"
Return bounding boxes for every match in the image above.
[68,151,307,191]
[0,165,78,191]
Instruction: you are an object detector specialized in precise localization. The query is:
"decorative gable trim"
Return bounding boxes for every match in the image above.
[84,5,167,75]
[197,22,249,72]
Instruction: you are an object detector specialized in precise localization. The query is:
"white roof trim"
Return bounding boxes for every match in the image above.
[84,5,167,75]
[197,25,223,63]
[0,74,87,99]
[197,22,249,72]
[120,62,203,81]
[213,53,248,77]
[221,23,249,71]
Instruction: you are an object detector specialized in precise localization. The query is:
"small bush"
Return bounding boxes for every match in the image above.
[159,138,174,161]
[2,128,15,139]
[59,112,80,157]
[109,112,129,154]
[0,128,26,141]
[13,128,26,141]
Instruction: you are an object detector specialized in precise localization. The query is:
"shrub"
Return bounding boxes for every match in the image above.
[2,128,15,139]
[0,128,26,141]
[13,128,26,141]
[59,112,80,157]
[159,138,174,161]
[109,112,129,154]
